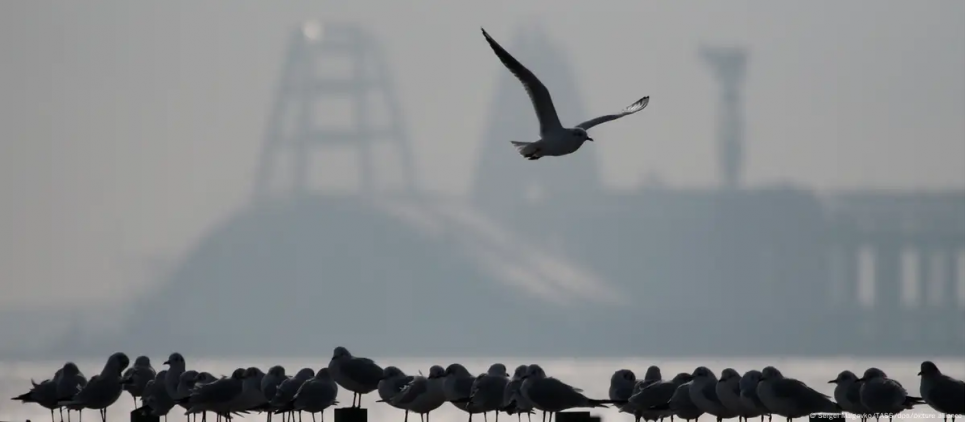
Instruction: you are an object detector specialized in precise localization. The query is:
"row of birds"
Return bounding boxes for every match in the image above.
[11,349,965,422]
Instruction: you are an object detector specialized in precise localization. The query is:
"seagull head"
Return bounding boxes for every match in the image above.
[857,367,886,382]
[829,370,857,384]
[570,127,593,142]
[719,368,739,383]
[691,366,714,381]
[759,366,782,381]
[427,365,446,379]
[380,366,403,381]
[918,361,939,377]
[163,352,184,367]
[331,346,351,361]
[610,369,636,385]
[522,364,545,380]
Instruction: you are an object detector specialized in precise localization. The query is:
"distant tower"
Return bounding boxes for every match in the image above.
[700,46,747,190]
[251,21,415,202]
[472,23,602,214]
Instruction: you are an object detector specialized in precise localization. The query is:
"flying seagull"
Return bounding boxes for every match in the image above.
[480,27,650,160]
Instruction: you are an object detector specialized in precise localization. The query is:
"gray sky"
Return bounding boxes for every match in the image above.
[1,0,963,309]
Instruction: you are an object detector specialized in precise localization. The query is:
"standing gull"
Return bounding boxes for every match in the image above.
[442,363,484,420]
[500,365,534,422]
[172,370,199,421]
[227,367,269,417]
[828,371,872,422]
[11,372,61,422]
[479,28,650,160]
[141,370,175,421]
[633,366,673,421]
[292,368,339,422]
[738,370,770,422]
[56,362,89,422]
[669,380,704,422]
[519,364,621,421]
[469,363,511,421]
[122,356,157,408]
[717,368,763,422]
[918,361,965,422]
[756,366,840,422]
[260,365,288,422]
[183,368,246,420]
[376,366,413,420]
[58,352,131,422]
[688,367,738,422]
[270,368,316,419]
[327,347,383,409]
[608,369,638,417]
[858,367,924,422]
[175,371,217,422]
[163,353,188,413]
[630,372,693,422]
[384,365,448,422]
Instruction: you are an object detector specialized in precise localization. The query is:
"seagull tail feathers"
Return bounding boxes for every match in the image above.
[586,398,626,408]
[11,392,33,402]
[510,141,540,160]
[903,396,925,409]
[647,403,671,411]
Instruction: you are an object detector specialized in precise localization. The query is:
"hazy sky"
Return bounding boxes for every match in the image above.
[1,0,963,309]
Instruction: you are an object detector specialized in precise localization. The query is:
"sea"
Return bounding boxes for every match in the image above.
[2,357,962,422]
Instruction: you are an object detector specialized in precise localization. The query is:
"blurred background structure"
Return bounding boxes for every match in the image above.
[1,2,963,359]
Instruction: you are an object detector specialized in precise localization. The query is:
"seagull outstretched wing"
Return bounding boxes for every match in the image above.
[576,96,650,131]
[481,27,563,136]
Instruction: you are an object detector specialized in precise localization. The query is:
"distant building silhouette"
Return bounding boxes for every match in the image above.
[700,46,746,190]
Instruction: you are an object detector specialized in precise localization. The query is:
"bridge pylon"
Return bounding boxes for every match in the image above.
[251,21,415,202]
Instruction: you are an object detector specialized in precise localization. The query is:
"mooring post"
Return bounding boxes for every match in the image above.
[556,411,600,422]
[130,408,160,422]
[334,407,367,422]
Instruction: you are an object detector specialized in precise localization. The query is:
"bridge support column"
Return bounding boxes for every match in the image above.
[872,239,902,341]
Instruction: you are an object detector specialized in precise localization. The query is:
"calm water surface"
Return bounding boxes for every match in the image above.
[2,357,962,422]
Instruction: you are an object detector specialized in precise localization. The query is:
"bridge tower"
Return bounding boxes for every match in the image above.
[471,23,603,217]
[700,46,747,190]
[251,21,416,202]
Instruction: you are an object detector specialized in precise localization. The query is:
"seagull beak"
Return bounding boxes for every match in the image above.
[827,380,836,384]
[586,137,594,142]
[917,371,922,376]
[163,361,170,365]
